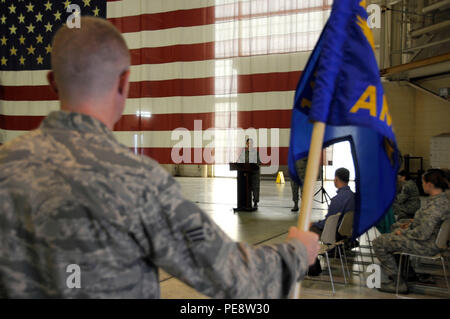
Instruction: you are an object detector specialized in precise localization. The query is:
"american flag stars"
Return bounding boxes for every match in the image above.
[0,0,106,70]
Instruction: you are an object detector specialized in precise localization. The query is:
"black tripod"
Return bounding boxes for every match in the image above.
[313,166,331,206]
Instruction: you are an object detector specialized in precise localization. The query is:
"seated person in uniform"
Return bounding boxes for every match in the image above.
[237,138,261,208]
[308,167,355,275]
[444,169,450,202]
[373,169,450,294]
[0,17,320,298]
[393,170,421,221]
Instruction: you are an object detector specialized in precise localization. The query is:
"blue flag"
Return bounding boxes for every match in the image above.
[288,0,400,238]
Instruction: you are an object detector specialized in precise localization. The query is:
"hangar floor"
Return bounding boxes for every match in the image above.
[159,177,449,299]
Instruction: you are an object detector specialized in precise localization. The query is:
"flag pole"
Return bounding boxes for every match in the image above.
[293,121,326,299]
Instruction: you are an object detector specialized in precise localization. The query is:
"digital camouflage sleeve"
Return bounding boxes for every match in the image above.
[0,111,309,299]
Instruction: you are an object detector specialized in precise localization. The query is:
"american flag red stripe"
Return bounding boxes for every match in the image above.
[0,85,56,101]
[1,0,332,167]
[109,7,217,33]
[0,109,293,131]
[128,40,308,65]
[0,71,301,100]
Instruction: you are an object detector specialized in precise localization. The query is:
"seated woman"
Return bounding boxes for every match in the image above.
[393,170,421,221]
[373,169,450,294]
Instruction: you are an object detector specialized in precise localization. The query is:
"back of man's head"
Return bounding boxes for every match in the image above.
[51,17,130,105]
[398,169,411,181]
[335,167,350,184]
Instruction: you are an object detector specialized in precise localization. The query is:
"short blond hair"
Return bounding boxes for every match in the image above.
[51,17,130,104]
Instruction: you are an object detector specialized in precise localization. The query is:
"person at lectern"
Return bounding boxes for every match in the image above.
[237,138,261,208]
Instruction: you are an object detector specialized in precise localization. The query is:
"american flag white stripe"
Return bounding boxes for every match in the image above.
[119,13,329,50]
[106,0,220,18]
[106,0,328,19]
[1,91,297,116]
[0,128,292,148]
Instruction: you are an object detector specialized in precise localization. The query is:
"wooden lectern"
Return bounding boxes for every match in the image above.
[229,163,259,212]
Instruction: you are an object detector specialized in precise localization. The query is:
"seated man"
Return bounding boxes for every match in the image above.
[310,167,355,235]
[393,170,421,221]
[373,169,450,294]
[237,138,261,208]
[308,167,355,275]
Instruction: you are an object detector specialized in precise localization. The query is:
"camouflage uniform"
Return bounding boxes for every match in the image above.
[373,192,450,277]
[290,158,307,203]
[0,111,309,298]
[393,179,421,220]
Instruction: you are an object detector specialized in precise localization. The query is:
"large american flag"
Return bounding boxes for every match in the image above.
[0,0,331,168]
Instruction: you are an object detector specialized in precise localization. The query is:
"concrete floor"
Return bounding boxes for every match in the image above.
[159,177,449,299]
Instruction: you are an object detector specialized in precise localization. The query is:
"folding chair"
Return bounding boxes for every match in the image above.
[335,212,375,284]
[336,211,354,280]
[394,219,450,297]
[317,213,348,294]
[364,228,376,264]
[353,227,377,274]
